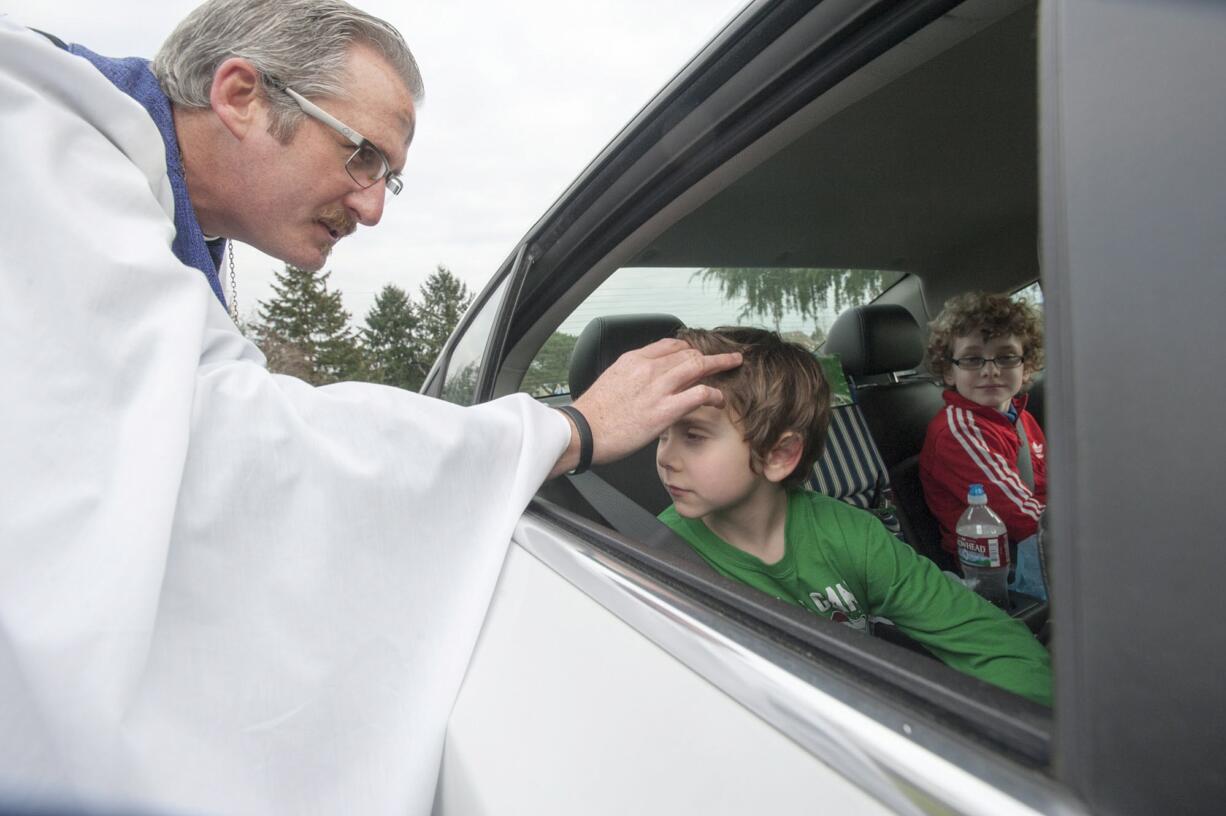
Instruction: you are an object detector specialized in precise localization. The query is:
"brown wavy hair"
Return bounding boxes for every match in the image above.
[677,327,831,489]
[925,291,1045,388]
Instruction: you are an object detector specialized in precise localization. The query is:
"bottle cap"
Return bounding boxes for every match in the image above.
[967,483,987,504]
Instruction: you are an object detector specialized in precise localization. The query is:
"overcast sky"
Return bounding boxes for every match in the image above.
[2,0,748,323]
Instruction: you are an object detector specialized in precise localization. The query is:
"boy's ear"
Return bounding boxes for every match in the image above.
[763,431,804,484]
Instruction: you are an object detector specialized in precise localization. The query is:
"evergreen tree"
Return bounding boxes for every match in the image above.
[362,284,424,390]
[255,264,366,385]
[416,266,474,365]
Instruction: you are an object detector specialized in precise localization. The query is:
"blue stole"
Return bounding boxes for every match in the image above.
[68,45,228,308]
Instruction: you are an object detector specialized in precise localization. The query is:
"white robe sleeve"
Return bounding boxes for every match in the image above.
[0,21,570,816]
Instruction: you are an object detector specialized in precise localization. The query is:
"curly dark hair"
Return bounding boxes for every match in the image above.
[925,291,1045,388]
[676,327,831,489]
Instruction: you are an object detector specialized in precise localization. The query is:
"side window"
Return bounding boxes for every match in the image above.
[1013,280,1043,306]
[441,274,511,405]
[519,267,903,397]
[517,0,1053,736]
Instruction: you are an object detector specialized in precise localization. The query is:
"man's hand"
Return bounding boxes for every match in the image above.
[548,338,741,478]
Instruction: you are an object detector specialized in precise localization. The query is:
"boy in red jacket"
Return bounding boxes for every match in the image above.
[919,292,1048,599]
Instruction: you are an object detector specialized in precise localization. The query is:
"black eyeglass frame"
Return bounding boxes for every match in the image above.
[947,354,1026,371]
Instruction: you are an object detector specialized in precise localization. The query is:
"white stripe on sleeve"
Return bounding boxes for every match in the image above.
[945,407,1043,522]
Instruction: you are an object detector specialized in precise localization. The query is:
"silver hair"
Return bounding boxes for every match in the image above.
[151,0,423,142]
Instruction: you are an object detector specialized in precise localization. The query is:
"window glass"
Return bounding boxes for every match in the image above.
[520,267,903,397]
[441,274,511,405]
[1013,280,1044,307]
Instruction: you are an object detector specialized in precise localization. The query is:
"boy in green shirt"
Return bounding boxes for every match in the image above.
[656,327,1051,705]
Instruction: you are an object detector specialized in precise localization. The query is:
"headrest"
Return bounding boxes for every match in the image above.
[569,314,685,398]
[824,304,924,377]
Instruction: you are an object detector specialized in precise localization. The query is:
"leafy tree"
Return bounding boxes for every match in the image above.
[696,267,897,330]
[521,331,579,396]
[254,264,366,385]
[416,265,474,366]
[362,284,425,390]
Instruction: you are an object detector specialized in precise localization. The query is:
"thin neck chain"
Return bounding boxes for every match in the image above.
[227,241,239,324]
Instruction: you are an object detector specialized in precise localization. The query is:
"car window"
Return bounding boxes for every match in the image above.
[1013,280,1043,307]
[520,267,903,397]
[441,273,511,405]
[510,0,1053,760]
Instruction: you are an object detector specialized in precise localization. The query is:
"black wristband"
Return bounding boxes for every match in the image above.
[557,405,594,475]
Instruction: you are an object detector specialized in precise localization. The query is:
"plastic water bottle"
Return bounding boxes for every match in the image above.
[955,484,1010,607]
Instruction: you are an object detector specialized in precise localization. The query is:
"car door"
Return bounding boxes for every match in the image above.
[432,0,1226,813]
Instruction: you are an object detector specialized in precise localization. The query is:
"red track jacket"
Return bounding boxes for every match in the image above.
[920,390,1047,555]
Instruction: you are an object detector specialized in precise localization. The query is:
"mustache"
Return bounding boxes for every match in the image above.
[318,207,357,239]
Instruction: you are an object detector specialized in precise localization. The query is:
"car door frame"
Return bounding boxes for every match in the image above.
[1040,0,1226,812]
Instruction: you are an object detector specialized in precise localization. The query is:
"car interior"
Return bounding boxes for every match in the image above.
[459,0,1053,759]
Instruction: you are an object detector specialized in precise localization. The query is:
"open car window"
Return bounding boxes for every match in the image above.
[508,0,1053,775]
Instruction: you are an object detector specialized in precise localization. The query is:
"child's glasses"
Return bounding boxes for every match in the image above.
[949,354,1025,370]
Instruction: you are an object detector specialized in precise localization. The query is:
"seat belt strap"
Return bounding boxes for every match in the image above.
[566,471,716,570]
[1014,419,1036,491]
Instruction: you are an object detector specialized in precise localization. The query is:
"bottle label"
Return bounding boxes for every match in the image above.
[957,534,1009,569]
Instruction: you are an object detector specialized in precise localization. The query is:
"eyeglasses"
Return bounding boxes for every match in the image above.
[949,354,1025,371]
[282,86,403,195]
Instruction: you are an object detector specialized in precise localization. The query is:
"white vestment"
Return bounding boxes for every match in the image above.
[0,21,569,815]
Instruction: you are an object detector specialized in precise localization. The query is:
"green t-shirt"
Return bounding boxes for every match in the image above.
[659,490,1052,705]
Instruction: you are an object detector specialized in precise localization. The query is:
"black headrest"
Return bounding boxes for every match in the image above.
[825,304,924,377]
[569,314,685,398]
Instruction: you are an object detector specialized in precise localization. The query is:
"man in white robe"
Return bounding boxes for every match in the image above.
[0,2,737,814]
